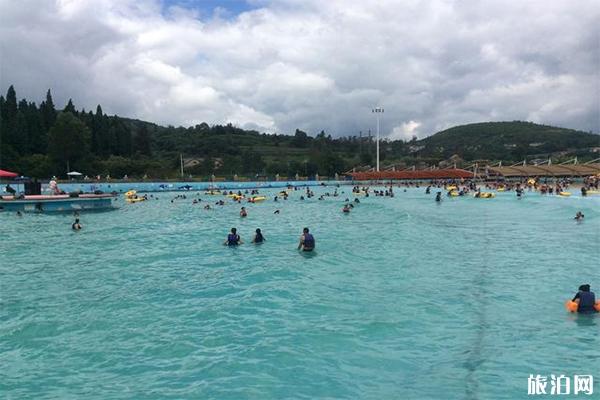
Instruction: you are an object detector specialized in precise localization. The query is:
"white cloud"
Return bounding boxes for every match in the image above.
[0,0,598,138]
[390,121,422,141]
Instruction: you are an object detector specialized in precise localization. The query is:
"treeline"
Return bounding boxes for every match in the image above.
[1,85,597,179]
[0,86,385,179]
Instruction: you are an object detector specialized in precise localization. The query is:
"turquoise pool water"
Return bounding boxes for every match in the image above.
[1,186,599,399]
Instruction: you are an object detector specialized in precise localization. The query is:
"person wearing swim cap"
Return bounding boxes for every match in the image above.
[252,228,265,244]
[572,284,597,313]
[224,228,242,246]
[298,227,315,252]
[240,207,247,217]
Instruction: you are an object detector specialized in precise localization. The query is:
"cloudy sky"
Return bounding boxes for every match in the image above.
[0,0,598,139]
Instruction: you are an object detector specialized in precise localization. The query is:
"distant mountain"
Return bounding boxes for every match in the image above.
[415,121,599,161]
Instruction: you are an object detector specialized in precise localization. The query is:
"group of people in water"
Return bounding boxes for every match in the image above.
[224,226,315,251]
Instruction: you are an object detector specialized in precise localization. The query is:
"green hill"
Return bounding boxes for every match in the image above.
[415,121,598,161]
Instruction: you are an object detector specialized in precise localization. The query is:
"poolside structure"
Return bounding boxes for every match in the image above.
[486,162,600,178]
[346,168,474,181]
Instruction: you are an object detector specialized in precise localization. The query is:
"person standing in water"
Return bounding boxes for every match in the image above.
[224,228,242,246]
[240,207,247,217]
[252,228,265,244]
[572,284,598,313]
[298,227,315,252]
[574,211,584,221]
[72,218,82,230]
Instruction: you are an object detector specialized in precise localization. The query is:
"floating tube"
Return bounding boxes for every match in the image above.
[126,197,146,203]
[446,186,457,191]
[559,192,571,197]
[475,192,495,198]
[565,300,600,312]
[497,187,505,192]
[527,179,536,185]
[565,300,579,313]
[586,190,599,195]
[204,191,221,195]
[449,191,459,197]
[248,196,266,203]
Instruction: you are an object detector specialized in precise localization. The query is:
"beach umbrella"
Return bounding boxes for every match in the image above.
[67,171,83,176]
[0,169,18,178]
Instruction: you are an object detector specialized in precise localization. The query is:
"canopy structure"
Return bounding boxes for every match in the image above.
[487,163,600,178]
[347,168,474,181]
[67,171,83,176]
[0,169,19,178]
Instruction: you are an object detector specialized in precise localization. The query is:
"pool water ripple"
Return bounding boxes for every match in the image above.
[1,187,599,399]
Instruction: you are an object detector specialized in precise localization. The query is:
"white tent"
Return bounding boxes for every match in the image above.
[67,171,82,176]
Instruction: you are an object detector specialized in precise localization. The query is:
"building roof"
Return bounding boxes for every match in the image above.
[347,168,473,180]
[488,163,600,177]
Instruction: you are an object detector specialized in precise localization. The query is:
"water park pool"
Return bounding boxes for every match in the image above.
[1,185,599,399]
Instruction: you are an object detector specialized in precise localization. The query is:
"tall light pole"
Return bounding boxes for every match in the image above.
[372,107,384,171]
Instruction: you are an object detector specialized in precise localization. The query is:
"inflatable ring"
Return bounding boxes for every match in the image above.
[126,197,146,203]
[497,187,505,192]
[559,192,571,197]
[565,300,579,313]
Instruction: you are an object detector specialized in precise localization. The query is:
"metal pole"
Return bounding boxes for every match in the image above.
[180,154,184,178]
[376,114,380,172]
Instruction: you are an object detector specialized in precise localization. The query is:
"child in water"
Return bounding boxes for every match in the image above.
[252,228,265,244]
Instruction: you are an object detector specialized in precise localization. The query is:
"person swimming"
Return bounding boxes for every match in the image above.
[252,228,265,244]
[342,204,351,213]
[240,207,247,217]
[72,218,82,230]
[435,192,442,202]
[572,284,597,313]
[575,211,584,221]
[298,227,315,252]
[224,228,242,246]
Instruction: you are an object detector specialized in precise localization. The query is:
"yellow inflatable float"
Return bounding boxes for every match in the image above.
[126,197,146,203]
[248,196,266,203]
[125,190,137,198]
[475,192,495,198]
[496,187,505,192]
[559,192,571,197]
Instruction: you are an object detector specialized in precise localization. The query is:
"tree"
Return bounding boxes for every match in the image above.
[291,129,309,147]
[64,99,76,113]
[47,112,91,172]
[40,89,57,132]
[134,124,152,156]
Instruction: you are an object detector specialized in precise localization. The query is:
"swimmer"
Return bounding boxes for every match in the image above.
[298,227,315,252]
[342,204,351,213]
[72,218,82,230]
[274,196,278,202]
[274,209,280,214]
[224,228,242,246]
[435,192,442,202]
[571,284,598,313]
[240,207,247,217]
[252,228,265,244]
[16,211,22,217]
[204,204,211,210]
[574,211,584,221]
[354,198,360,203]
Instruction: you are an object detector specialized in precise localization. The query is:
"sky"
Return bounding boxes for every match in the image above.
[0,0,598,140]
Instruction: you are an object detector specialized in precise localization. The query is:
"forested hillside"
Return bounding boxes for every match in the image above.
[0,86,597,179]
